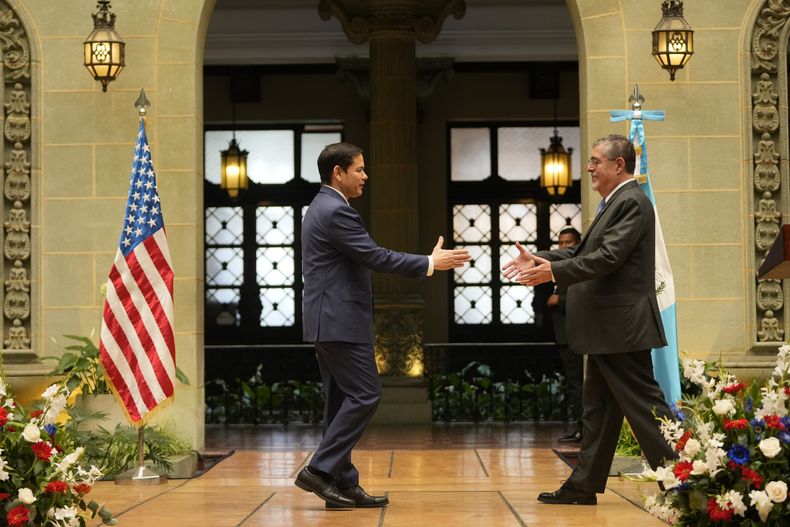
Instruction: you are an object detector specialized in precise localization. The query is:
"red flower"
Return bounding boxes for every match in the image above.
[72,483,92,495]
[6,425,14,432]
[6,506,29,527]
[45,480,70,494]
[784,386,790,396]
[0,407,7,426]
[29,409,43,418]
[31,441,53,461]
[673,460,694,481]
[724,418,749,430]
[676,430,692,451]
[707,498,734,522]
[741,466,764,489]
[721,383,746,394]
[0,493,10,501]
[764,414,785,430]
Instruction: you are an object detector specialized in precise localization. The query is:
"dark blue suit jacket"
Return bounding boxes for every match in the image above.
[302,186,428,344]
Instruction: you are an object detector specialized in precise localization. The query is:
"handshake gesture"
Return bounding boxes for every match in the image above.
[430,236,472,271]
[501,241,553,286]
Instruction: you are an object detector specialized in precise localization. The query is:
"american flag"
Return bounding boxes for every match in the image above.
[99,119,176,424]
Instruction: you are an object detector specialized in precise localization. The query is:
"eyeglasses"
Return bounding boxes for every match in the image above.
[587,156,621,167]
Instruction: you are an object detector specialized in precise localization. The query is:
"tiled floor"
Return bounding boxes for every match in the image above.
[86,424,666,526]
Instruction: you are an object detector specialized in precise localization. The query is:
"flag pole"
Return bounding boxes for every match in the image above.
[115,89,167,486]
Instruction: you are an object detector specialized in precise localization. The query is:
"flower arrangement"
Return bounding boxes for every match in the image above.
[641,345,790,525]
[0,371,115,526]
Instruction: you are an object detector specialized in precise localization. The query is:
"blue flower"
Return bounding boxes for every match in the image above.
[43,423,56,436]
[779,431,790,444]
[781,415,790,429]
[751,418,765,434]
[670,403,686,421]
[745,396,754,413]
[727,444,751,465]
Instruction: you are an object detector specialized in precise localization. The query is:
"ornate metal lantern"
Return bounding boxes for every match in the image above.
[84,0,125,91]
[540,129,573,196]
[652,0,694,81]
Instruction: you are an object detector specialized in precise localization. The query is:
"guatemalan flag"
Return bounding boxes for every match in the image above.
[611,106,682,405]
[99,119,176,425]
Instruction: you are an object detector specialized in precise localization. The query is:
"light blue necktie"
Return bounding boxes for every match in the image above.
[596,198,606,216]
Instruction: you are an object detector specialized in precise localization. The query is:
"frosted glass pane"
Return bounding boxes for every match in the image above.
[206,248,244,286]
[453,204,491,243]
[550,204,583,239]
[454,286,492,324]
[206,207,243,245]
[500,286,535,324]
[260,288,295,327]
[256,206,294,245]
[257,247,295,286]
[205,130,295,184]
[301,132,342,182]
[451,128,491,181]
[498,126,581,182]
[500,203,537,242]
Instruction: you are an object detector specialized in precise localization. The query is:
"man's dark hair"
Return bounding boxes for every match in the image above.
[317,143,363,184]
[593,134,636,174]
[559,226,581,242]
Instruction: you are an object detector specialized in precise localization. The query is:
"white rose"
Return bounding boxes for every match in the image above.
[759,437,782,458]
[750,490,774,522]
[684,438,701,457]
[766,481,788,503]
[18,487,36,504]
[690,459,708,475]
[41,384,59,401]
[22,423,41,443]
[712,399,735,416]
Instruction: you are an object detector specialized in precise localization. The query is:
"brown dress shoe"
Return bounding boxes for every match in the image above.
[537,483,597,505]
[326,485,388,509]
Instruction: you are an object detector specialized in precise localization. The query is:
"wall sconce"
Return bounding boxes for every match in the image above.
[84,0,125,91]
[652,0,693,81]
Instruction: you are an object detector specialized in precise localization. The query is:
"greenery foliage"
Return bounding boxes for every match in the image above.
[430,361,567,422]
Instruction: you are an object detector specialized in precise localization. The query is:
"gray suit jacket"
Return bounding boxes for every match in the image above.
[537,180,666,355]
[302,187,428,344]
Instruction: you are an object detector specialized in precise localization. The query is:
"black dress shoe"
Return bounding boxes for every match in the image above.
[326,486,388,509]
[295,467,355,508]
[558,431,583,443]
[537,483,597,505]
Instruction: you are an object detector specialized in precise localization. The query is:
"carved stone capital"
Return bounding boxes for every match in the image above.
[319,0,466,44]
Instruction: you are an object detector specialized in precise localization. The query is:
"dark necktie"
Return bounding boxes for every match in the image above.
[596,198,606,216]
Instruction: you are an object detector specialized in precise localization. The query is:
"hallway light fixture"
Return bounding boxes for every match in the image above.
[540,101,573,197]
[652,0,693,81]
[84,0,125,91]
[220,104,249,198]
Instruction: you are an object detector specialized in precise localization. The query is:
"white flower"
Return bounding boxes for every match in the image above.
[683,438,701,457]
[765,481,788,503]
[750,490,774,522]
[41,384,59,401]
[712,398,735,416]
[18,487,36,504]
[45,394,68,424]
[690,459,708,475]
[55,447,85,474]
[759,436,782,458]
[724,490,747,517]
[0,381,6,397]
[22,422,41,443]
[0,455,8,481]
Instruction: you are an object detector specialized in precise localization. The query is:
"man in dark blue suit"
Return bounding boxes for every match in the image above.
[295,143,470,509]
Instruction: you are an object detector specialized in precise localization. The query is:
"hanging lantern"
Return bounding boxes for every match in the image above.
[540,130,573,196]
[220,137,249,198]
[84,1,125,92]
[652,0,693,81]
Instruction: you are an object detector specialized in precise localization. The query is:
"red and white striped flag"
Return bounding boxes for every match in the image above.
[99,119,175,424]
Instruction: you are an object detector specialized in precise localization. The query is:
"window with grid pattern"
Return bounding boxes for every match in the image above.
[448,124,581,340]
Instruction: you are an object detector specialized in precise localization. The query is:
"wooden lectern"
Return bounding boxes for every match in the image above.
[759,224,790,278]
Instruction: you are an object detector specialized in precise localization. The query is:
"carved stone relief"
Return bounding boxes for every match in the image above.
[750,0,790,343]
[0,2,32,355]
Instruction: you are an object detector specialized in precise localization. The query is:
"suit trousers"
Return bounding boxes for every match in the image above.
[309,341,381,488]
[558,344,584,432]
[568,350,676,494]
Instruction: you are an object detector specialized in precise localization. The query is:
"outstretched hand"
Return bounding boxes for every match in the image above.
[431,236,472,270]
[516,254,552,286]
[501,242,536,280]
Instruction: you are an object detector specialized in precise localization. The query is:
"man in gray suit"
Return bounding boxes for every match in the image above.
[295,142,470,509]
[502,134,675,505]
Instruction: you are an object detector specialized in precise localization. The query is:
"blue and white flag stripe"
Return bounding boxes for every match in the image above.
[610,109,682,405]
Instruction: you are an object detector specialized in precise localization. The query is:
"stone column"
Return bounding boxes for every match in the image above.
[319,0,465,378]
